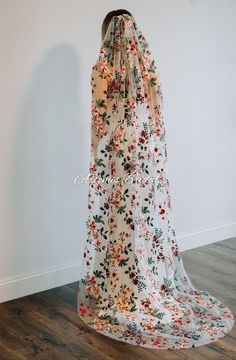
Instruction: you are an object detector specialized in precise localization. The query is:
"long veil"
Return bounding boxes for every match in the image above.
[77,13,234,349]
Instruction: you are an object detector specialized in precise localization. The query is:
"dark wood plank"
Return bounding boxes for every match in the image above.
[0,237,235,360]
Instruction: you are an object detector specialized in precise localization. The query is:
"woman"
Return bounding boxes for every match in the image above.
[77,9,234,349]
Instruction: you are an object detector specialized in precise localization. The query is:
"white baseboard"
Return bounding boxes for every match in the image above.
[178,221,236,252]
[0,261,82,304]
[0,221,235,303]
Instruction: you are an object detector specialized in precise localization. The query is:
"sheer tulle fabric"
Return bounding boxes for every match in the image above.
[77,13,234,349]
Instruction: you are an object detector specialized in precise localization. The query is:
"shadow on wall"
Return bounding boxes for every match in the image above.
[9,45,87,277]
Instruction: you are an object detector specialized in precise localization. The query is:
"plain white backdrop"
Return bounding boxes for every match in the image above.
[0,0,236,302]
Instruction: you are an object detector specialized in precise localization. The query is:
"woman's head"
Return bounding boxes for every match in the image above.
[97,11,161,136]
[97,11,157,108]
[101,9,132,39]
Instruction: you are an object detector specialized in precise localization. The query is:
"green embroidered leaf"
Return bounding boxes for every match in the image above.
[118,258,129,267]
[93,215,104,224]
[117,205,126,214]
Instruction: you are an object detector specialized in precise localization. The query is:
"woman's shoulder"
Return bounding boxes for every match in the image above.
[91,58,112,82]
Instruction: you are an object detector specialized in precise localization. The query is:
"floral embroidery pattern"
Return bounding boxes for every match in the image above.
[77,13,234,349]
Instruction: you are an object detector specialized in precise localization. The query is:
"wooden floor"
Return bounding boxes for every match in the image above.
[0,238,235,360]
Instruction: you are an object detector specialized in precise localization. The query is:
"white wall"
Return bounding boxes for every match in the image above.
[0,0,235,302]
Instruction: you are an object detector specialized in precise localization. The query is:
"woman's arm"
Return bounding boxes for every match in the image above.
[148,74,163,137]
[91,66,109,159]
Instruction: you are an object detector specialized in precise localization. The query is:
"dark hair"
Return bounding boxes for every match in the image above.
[101,9,132,39]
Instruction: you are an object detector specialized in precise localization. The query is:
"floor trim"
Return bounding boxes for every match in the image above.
[1,221,236,303]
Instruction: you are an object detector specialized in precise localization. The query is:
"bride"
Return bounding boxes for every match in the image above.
[77,9,234,349]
